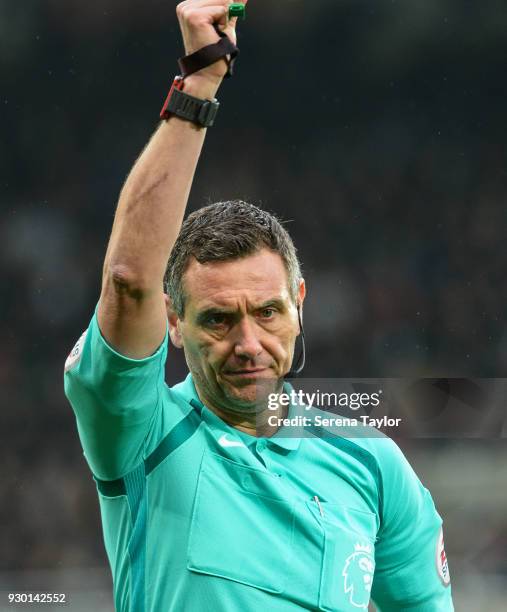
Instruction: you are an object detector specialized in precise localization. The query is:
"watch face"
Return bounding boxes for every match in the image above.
[199,100,220,128]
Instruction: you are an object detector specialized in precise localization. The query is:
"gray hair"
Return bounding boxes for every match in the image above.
[164,200,302,317]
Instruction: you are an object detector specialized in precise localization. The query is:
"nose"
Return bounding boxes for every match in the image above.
[233,317,263,360]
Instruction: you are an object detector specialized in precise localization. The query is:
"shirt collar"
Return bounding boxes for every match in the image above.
[172,373,302,451]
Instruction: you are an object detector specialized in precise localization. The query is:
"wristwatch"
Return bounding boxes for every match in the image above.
[160,77,220,128]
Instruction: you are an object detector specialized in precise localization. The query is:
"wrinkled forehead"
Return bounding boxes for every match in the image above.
[182,250,292,310]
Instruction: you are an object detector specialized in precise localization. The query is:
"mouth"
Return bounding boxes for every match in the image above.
[222,368,269,379]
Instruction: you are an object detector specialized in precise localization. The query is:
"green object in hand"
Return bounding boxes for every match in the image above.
[229,3,246,20]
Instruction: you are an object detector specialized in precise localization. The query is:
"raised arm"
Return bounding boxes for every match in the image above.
[98,0,241,359]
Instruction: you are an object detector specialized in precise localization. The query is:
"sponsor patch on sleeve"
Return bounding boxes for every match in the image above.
[436,527,451,586]
[64,329,87,372]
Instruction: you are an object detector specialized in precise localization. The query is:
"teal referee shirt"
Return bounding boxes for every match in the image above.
[64,310,454,611]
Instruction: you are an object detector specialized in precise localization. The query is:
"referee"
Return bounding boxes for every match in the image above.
[64,1,454,610]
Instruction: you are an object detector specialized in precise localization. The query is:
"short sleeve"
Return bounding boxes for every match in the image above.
[63,306,168,480]
[372,439,454,611]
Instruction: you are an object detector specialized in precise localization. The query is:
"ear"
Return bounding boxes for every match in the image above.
[296,278,306,334]
[165,294,183,349]
[297,277,306,310]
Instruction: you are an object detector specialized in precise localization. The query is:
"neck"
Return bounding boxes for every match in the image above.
[209,402,288,437]
[194,382,288,438]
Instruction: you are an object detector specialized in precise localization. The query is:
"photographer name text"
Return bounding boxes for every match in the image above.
[268,414,401,428]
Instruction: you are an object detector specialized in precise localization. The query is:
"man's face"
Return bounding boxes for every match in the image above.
[168,248,305,415]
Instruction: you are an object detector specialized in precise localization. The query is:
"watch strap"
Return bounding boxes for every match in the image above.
[160,81,220,127]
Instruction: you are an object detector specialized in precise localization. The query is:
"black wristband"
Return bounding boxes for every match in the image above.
[160,80,220,128]
[178,31,239,79]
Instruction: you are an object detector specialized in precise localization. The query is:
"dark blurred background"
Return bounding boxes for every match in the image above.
[1,0,506,609]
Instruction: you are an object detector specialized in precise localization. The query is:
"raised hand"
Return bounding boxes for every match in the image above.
[176,0,246,83]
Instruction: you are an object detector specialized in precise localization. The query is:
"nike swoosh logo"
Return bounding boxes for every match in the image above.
[218,434,246,448]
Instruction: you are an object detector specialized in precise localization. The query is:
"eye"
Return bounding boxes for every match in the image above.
[206,313,228,327]
[259,308,276,319]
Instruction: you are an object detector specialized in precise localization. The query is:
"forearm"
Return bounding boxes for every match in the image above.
[96,0,239,358]
[103,76,221,295]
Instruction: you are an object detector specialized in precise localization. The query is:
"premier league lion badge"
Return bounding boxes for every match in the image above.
[342,542,375,609]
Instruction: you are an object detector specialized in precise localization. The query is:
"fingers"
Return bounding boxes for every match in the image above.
[176,0,246,59]
[178,0,232,6]
[177,1,232,30]
[177,0,248,27]
[177,0,233,17]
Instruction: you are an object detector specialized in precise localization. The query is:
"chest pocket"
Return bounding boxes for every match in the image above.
[308,501,377,611]
[187,450,378,610]
[187,449,295,594]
